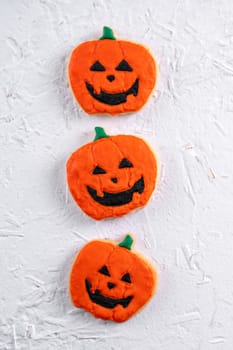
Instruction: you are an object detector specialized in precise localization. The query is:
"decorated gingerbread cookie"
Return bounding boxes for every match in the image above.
[69,234,157,322]
[68,26,157,116]
[66,127,158,220]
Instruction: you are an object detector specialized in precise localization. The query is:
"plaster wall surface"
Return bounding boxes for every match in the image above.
[0,1,233,349]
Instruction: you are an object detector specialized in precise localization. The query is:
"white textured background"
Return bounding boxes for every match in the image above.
[1,0,233,349]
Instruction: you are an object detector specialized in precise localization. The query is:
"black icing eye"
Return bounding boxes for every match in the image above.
[115,60,133,72]
[119,158,133,169]
[90,61,106,71]
[98,265,110,276]
[121,273,131,283]
[93,166,106,175]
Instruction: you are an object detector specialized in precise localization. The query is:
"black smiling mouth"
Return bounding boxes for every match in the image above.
[87,176,144,207]
[85,78,139,106]
[85,279,133,309]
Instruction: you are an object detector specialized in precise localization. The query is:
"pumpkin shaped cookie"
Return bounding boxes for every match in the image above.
[69,234,157,322]
[66,127,158,220]
[68,26,157,115]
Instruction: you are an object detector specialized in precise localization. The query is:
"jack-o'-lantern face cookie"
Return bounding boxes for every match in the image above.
[69,235,157,322]
[66,127,158,220]
[68,26,157,115]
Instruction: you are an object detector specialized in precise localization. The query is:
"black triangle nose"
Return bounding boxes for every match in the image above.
[107,75,115,82]
[108,282,116,289]
[111,177,118,183]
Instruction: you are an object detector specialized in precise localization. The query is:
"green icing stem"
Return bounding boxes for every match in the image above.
[94,127,109,141]
[118,235,134,250]
[99,26,116,40]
